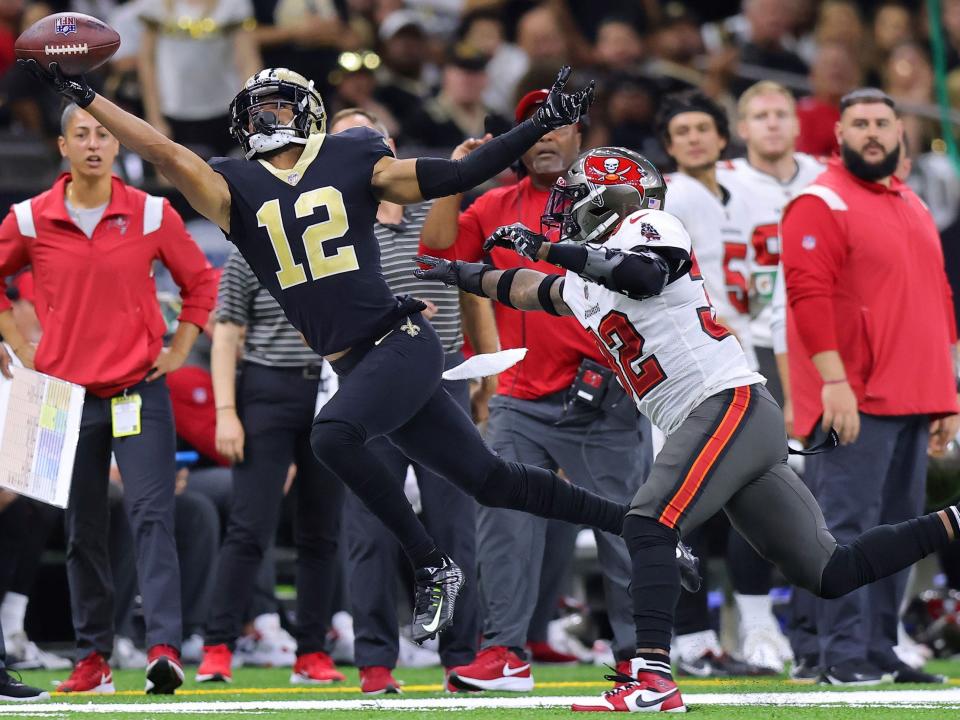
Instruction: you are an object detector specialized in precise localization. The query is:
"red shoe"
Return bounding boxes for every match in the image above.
[447,646,533,692]
[445,666,482,693]
[572,667,686,713]
[290,652,346,684]
[613,660,633,687]
[527,641,579,664]
[359,666,401,695]
[56,651,114,694]
[145,645,184,695]
[196,644,233,683]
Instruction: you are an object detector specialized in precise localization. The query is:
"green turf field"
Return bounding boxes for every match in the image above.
[2,660,960,718]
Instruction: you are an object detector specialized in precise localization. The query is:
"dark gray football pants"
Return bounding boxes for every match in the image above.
[628,384,837,594]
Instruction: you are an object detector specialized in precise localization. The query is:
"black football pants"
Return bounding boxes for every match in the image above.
[312,313,627,568]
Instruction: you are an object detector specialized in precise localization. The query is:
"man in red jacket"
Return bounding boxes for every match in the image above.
[781,88,959,685]
[0,104,217,695]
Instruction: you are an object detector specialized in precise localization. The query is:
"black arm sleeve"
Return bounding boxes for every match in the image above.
[545,242,680,300]
[415,119,544,199]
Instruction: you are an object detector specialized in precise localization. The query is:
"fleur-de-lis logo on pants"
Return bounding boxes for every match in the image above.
[401,317,420,337]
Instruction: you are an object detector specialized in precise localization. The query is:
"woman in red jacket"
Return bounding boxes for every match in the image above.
[0,103,217,696]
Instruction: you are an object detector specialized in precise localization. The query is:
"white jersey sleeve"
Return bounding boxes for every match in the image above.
[602,209,692,255]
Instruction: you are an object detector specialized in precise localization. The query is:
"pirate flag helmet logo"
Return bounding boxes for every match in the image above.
[542,147,667,243]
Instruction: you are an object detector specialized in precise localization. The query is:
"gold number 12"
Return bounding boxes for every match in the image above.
[256,186,357,289]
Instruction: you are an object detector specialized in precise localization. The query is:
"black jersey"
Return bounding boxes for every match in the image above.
[211,126,412,356]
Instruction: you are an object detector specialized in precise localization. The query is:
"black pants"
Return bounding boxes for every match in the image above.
[345,351,479,669]
[312,314,626,568]
[205,363,344,654]
[66,377,181,655]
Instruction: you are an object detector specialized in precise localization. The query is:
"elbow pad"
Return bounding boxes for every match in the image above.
[581,247,670,300]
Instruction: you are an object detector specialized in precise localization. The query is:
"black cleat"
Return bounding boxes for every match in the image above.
[411,555,464,644]
[677,650,776,677]
[0,669,49,702]
[821,659,892,686]
[887,662,947,684]
[677,541,701,593]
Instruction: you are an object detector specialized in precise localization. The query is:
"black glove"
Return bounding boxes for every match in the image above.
[17,59,96,108]
[413,255,490,297]
[483,223,546,261]
[532,66,595,131]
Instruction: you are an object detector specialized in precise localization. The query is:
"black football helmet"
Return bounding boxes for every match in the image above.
[229,68,326,159]
[542,147,666,243]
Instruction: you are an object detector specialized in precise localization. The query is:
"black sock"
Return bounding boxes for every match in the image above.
[311,420,437,566]
[820,511,950,599]
[417,547,445,571]
[945,506,960,539]
[475,460,628,534]
[622,514,680,652]
[633,653,673,680]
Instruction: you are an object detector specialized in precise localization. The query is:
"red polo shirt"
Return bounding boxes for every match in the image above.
[0,174,218,397]
[456,175,604,399]
[781,159,958,437]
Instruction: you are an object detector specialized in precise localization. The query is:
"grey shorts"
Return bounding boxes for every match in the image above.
[628,383,838,593]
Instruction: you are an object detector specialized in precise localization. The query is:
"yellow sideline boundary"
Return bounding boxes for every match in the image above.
[4,690,960,713]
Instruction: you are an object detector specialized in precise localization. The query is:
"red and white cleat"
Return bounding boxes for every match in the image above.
[196,644,233,683]
[572,660,686,713]
[359,666,401,694]
[446,646,533,692]
[145,645,184,695]
[290,652,346,684]
[55,652,114,694]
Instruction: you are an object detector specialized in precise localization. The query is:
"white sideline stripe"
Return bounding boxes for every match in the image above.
[3,690,960,713]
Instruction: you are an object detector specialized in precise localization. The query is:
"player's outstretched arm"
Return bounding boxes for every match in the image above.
[484,224,682,300]
[413,255,572,316]
[371,66,594,205]
[18,60,232,232]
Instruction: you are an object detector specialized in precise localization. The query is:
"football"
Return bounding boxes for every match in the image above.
[15,12,120,76]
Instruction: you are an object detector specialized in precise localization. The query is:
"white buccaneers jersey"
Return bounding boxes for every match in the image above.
[716,154,823,348]
[562,209,765,435]
[664,172,756,369]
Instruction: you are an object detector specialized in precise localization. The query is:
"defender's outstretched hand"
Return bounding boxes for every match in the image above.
[483,223,547,261]
[17,59,95,107]
[532,66,595,131]
[413,255,490,296]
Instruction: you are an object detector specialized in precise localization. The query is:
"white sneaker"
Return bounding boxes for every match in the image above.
[240,614,297,667]
[328,611,354,665]
[398,634,440,668]
[740,625,789,673]
[181,634,205,665]
[894,623,932,670]
[113,636,147,670]
[6,632,71,670]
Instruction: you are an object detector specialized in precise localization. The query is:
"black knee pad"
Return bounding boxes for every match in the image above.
[622,514,678,553]
[310,420,364,460]
[818,544,862,599]
[473,458,516,507]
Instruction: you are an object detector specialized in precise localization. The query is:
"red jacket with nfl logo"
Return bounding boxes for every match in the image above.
[781,158,958,438]
[0,173,217,397]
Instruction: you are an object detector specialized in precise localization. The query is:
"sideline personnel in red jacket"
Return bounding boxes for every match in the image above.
[0,104,217,695]
[780,88,959,684]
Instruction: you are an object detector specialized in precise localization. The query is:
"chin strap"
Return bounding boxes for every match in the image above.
[245,132,308,160]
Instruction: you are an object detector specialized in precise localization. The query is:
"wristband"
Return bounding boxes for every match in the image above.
[496,268,520,309]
